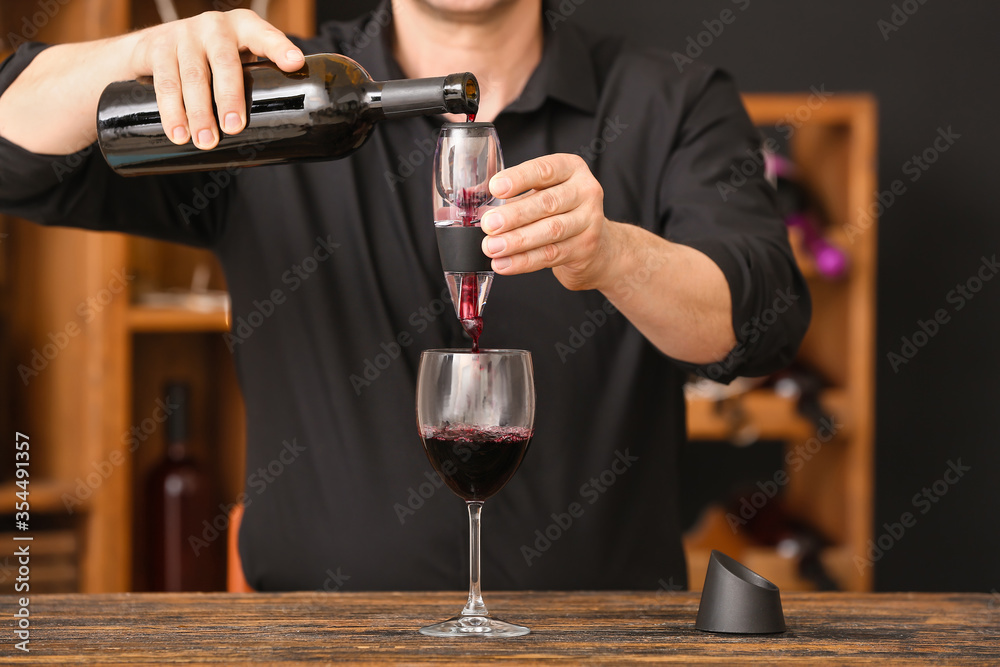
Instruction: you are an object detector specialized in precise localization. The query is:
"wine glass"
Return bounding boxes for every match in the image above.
[432,124,504,345]
[416,349,535,637]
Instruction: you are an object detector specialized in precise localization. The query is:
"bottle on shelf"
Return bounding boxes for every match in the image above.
[767,362,833,430]
[146,382,215,592]
[97,54,479,176]
[765,151,849,280]
[723,496,840,591]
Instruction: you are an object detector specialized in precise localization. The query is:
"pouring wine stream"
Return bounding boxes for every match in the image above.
[457,182,486,350]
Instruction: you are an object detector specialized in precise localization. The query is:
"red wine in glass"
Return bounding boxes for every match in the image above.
[422,425,532,501]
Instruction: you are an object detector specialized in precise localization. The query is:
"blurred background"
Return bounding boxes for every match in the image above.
[0,0,996,594]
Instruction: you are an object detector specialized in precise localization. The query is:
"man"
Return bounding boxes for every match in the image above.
[0,0,810,590]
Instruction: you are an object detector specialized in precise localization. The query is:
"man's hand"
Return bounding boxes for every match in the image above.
[129,10,303,150]
[481,153,737,364]
[481,154,619,291]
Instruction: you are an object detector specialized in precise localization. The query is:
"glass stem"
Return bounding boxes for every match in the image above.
[461,501,488,617]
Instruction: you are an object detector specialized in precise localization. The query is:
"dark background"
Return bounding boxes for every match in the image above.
[316,0,1000,593]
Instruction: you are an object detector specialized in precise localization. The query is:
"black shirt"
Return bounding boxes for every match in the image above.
[0,6,810,591]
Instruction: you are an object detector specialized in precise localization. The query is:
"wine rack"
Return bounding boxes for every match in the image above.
[684,95,877,592]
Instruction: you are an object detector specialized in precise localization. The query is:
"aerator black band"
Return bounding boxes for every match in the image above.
[435,225,493,273]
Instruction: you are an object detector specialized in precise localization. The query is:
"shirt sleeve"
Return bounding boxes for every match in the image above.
[0,43,230,248]
[658,67,812,382]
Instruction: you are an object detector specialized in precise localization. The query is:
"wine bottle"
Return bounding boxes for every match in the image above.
[766,152,849,280]
[768,362,833,430]
[97,54,480,176]
[146,382,215,592]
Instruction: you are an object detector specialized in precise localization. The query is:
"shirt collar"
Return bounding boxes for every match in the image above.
[350,0,599,117]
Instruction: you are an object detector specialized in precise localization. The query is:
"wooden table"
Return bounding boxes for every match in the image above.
[2,591,997,664]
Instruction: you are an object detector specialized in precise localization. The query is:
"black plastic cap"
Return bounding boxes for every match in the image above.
[695,550,787,634]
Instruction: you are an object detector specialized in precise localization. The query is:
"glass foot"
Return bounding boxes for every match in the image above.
[419,614,529,637]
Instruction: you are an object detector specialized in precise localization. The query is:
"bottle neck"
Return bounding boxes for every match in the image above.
[364,73,479,121]
[164,383,190,463]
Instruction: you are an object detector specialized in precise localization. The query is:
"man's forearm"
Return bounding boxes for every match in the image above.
[0,34,141,154]
[595,221,736,365]
[478,153,738,363]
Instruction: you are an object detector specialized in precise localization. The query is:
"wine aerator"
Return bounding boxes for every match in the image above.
[432,123,504,332]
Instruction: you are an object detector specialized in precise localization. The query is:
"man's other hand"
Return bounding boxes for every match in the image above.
[481,154,620,292]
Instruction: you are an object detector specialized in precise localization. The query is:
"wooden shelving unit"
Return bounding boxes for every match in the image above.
[687,389,850,442]
[0,0,313,593]
[684,94,877,592]
[127,305,230,333]
[0,480,80,514]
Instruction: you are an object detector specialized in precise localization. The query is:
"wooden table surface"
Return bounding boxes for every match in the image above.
[2,591,998,664]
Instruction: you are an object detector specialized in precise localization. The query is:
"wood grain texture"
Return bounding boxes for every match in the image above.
[0,592,996,664]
